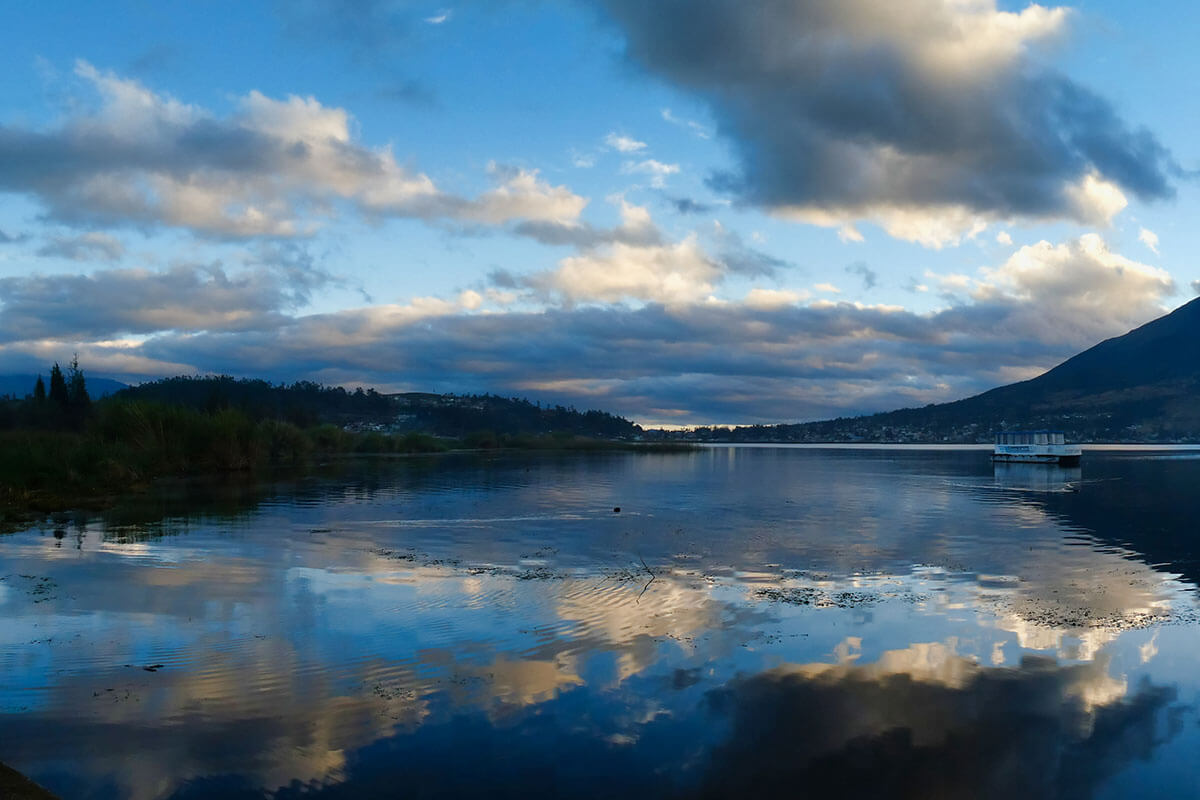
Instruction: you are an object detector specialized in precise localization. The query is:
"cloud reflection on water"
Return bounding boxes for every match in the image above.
[0,449,1197,797]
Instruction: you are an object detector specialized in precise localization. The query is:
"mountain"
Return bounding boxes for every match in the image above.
[923,295,1200,438]
[672,297,1200,443]
[0,374,127,400]
[387,392,639,438]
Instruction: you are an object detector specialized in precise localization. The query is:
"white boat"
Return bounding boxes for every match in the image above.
[992,431,1081,465]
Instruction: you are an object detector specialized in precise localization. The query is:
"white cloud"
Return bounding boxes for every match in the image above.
[837,225,865,243]
[743,288,809,309]
[425,10,451,24]
[1063,172,1129,225]
[996,231,1013,246]
[974,233,1175,344]
[570,150,596,169]
[660,108,710,139]
[604,132,647,153]
[464,165,588,226]
[620,159,680,188]
[783,203,992,249]
[813,283,841,294]
[923,270,973,295]
[539,235,721,305]
[1138,227,1160,255]
[0,62,588,238]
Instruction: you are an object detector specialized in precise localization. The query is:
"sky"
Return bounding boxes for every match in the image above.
[0,0,1196,426]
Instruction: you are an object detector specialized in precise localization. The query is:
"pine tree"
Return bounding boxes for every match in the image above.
[48,363,68,409]
[33,375,46,402]
[67,355,90,412]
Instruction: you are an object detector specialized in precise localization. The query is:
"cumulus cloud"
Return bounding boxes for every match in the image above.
[528,235,722,305]
[971,233,1174,345]
[996,231,1014,246]
[0,62,586,238]
[36,231,125,261]
[0,261,319,342]
[496,206,790,305]
[510,197,661,249]
[0,230,1176,424]
[598,0,1177,245]
[460,163,588,226]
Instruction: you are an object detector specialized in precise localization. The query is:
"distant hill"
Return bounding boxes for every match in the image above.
[0,374,127,400]
[387,392,639,438]
[674,297,1200,443]
[116,376,641,439]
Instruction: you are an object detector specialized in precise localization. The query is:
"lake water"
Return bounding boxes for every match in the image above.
[2,445,1200,799]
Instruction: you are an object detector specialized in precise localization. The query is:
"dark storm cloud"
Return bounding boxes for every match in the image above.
[595,0,1178,235]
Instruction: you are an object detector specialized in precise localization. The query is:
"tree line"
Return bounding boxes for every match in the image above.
[1,357,92,430]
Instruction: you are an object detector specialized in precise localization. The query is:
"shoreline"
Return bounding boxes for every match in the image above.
[0,441,698,524]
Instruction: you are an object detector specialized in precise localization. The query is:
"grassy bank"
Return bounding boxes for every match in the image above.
[0,399,693,518]
[0,762,58,800]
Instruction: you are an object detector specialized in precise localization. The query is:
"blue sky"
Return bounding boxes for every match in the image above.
[0,0,1196,425]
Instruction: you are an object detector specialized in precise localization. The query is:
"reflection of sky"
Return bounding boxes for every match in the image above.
[0,448,1198,798]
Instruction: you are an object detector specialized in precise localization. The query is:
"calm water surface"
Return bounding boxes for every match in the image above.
[2,446,1199,798]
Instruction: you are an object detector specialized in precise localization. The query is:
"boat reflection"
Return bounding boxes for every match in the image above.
[992,461,1082,493]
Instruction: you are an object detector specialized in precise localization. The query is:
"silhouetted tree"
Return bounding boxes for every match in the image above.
[48,363,68,409]
[33,375,46,402]
[67,355,90,415]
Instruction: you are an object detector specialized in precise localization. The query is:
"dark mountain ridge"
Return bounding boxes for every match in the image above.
[668,297,1200,443]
